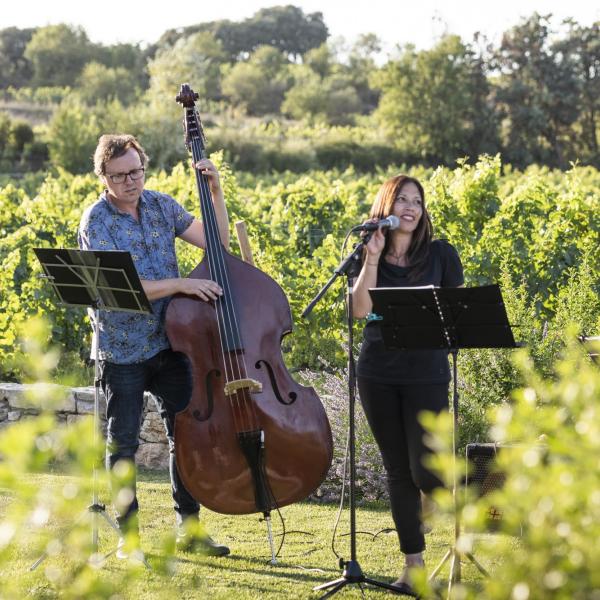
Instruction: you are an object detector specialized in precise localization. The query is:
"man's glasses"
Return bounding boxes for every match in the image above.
[106,167,145,184]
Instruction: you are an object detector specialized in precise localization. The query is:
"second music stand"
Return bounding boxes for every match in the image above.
[369,284,517,597]
[30,247,152,569]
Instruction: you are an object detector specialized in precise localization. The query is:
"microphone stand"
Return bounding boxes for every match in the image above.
[303,232,400,598]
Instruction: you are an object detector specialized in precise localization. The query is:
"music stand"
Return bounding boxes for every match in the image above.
[369,284,517,597]
[30,248,152,569]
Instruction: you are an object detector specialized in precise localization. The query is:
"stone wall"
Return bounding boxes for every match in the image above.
[0,382,169,469]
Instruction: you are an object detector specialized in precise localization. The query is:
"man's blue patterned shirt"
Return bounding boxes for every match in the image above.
[78,189,195,364]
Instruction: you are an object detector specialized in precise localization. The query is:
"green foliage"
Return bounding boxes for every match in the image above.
[462,338,600,599]
[373,35,498,165]
[282,65,363,126]
[562,21,600,167]
[222,46,292,115]
[494,14,582,169]
[1,13,599,173]
[0,111,48,173]
[0,85,71,105]
[1,156,598,453]
[0,170,100,378]
[46,97,102,174]
[283,37,380,126]
[46,96,172,174]
[157,5,328,61]
[76,62,140,106]
[0,26,35,88]
[210,120,412,173]
[0,317,150,598]
[24,24,94,88]
[147,31,227,103]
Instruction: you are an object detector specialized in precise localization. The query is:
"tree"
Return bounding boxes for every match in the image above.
[9,121,34,155]
[373,35,498,165]
[0,27,35,88]
[93,42,148,90]
[0,113,11,158]
[559,21,600,166]
[283,36,379,125]
[24,24,94,87]
[46,97,101,173]
[465,34,501,161]
[76,62,140,106]
[156,5,328,61]
[282,67,361,125]
[342,34,382,114]
[0,113,45,172]
[491,13,581,168]
[244,5,328,59]
[147,31,227,103]
[222,45,292,115]
[282,66,328,119]
[304,43,334,78]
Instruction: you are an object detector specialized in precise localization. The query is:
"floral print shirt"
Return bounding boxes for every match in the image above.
[78,189,195,363]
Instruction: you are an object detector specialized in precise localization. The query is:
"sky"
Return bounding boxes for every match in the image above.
[2,0,599,54]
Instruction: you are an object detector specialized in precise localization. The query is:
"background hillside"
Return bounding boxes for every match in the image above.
[0,5,599,176]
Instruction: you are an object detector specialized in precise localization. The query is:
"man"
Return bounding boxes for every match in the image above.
[78,133,230,560]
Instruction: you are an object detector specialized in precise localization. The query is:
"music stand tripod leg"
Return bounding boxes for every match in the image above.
[428,548,452,581]
[465,552,489,577]
[429,350,488,595]
[90,304,120,549]
[28,501,119,571]
[29,504,95,571]
[29,305,120,571]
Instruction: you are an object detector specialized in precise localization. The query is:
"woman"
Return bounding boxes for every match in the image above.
[353,175,464,593]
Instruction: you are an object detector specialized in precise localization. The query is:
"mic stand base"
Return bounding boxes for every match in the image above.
[314,560,409,598]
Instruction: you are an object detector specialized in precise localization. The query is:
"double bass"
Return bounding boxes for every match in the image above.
[166,84,333,516]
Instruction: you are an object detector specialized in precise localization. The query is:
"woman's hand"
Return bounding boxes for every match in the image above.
[362,219,386,260]
[178,277,223,301]
[193,159,221,194]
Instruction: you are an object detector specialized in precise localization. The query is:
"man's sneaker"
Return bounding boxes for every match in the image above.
[116,536,147,563]
[175,531,230,557]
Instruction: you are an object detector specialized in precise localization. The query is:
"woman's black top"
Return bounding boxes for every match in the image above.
[357,239,464,385]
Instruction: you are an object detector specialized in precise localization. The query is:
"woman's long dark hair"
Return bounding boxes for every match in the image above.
[369,175,433,281]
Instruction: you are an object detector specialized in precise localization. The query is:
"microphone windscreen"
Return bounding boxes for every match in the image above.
[386,215,400,230]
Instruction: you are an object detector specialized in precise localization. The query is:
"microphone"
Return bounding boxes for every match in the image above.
[352,215,400,232]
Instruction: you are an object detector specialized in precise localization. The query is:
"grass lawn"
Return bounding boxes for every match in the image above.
[0,468,507,598]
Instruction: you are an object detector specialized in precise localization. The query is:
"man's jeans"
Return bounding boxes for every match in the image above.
[100,349,200,531]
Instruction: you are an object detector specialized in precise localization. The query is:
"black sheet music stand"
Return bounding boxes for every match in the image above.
[30,248,152,569]
[369,284,517,597]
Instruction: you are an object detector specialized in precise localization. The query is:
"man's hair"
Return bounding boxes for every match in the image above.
[93,134,149,177]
